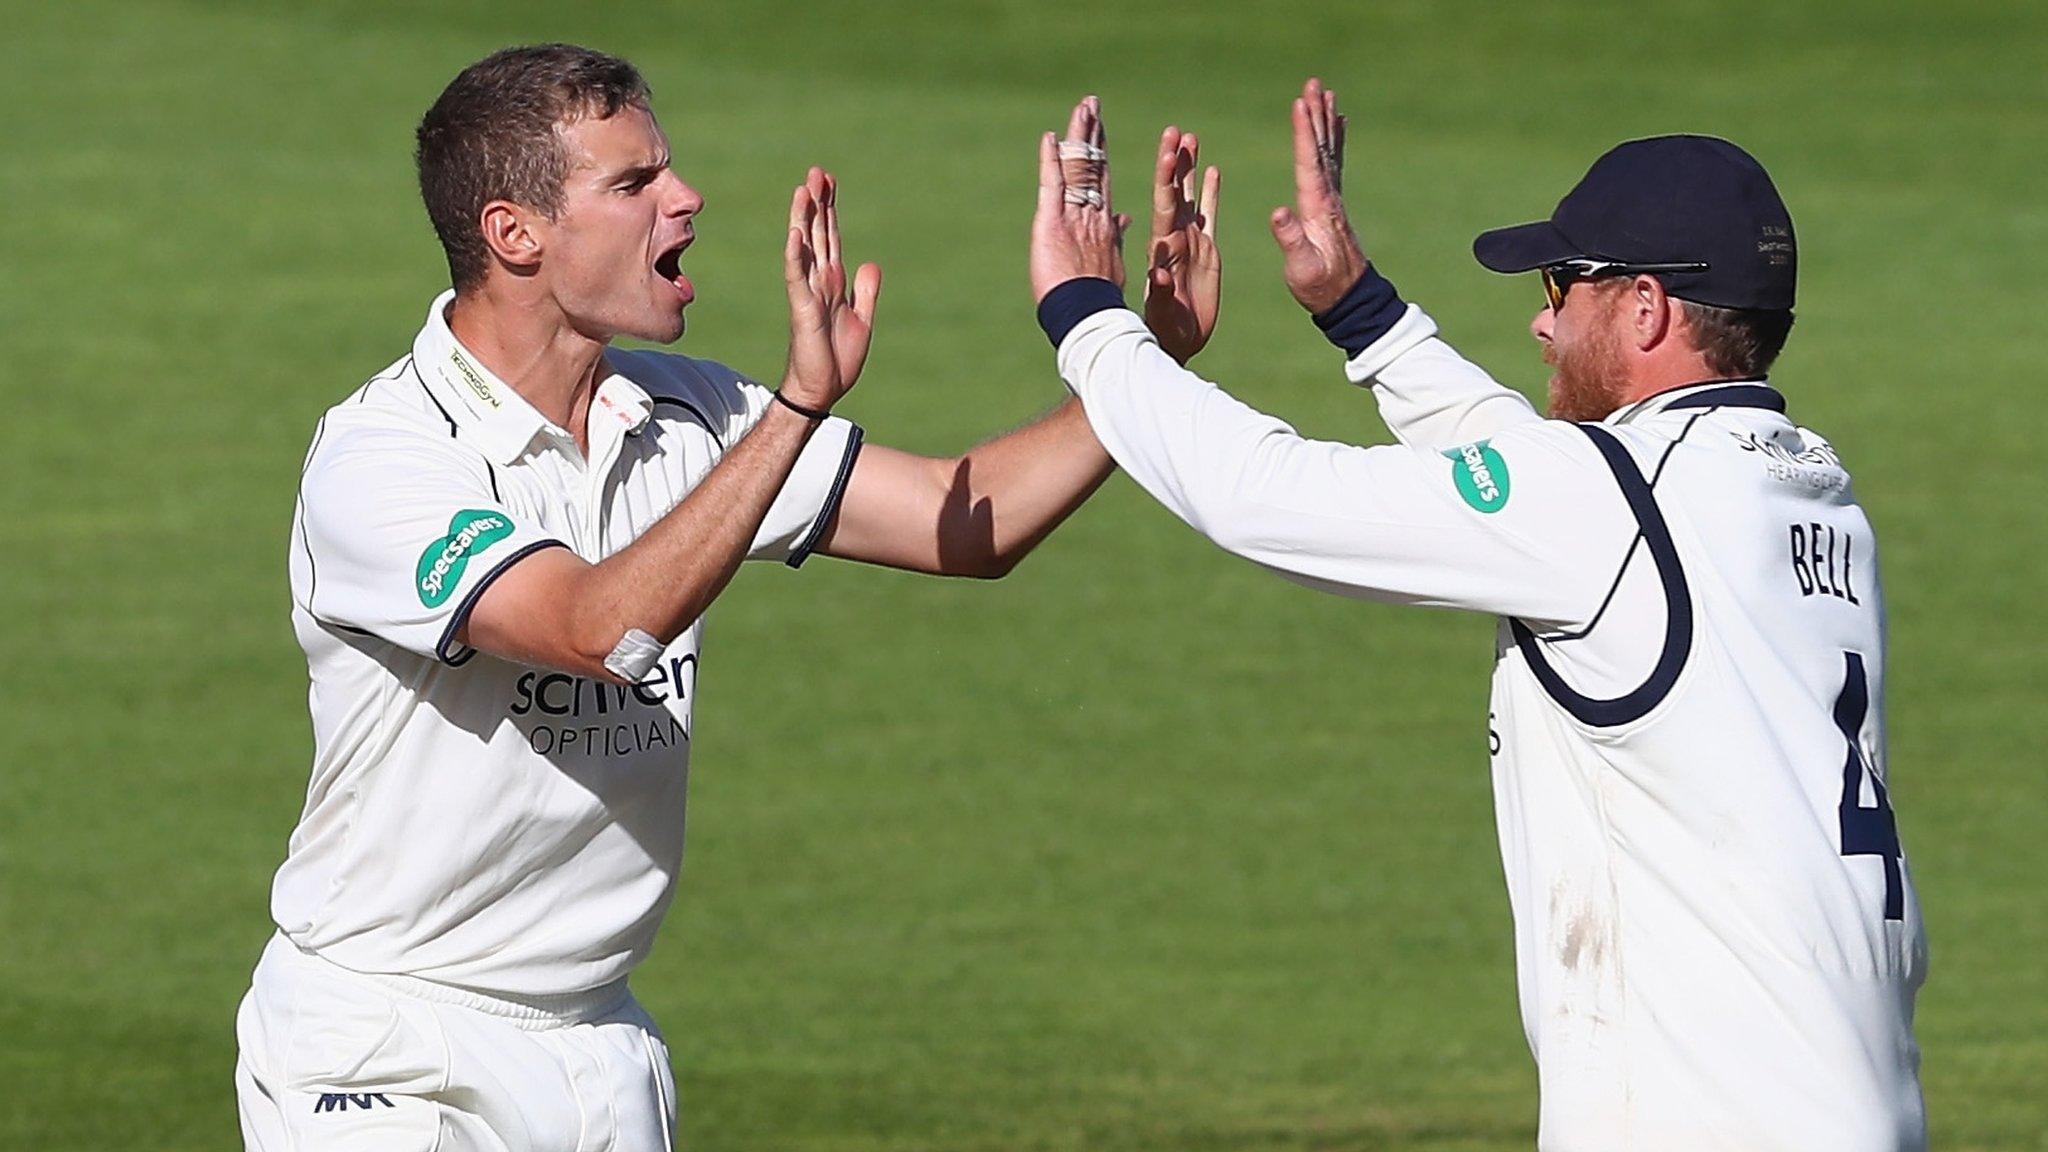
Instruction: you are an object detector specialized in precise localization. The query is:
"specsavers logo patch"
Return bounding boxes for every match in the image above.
[1443,441,1510,513]
[416,510,514,607]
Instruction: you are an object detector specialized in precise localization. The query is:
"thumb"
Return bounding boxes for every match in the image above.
[1269,206,1309,254]
[1145,265,1174,303]
[851,262,883,324]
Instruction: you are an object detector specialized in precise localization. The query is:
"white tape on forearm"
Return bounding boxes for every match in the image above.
[604,628,665,682]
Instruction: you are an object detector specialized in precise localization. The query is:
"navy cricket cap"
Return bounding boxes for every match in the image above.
[1473,135,1797,310]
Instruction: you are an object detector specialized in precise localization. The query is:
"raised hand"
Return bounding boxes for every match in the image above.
[782,167,882,412]
[1144,126,1221,364]
[1269,78,1368,315]
[1030,96,1131,304]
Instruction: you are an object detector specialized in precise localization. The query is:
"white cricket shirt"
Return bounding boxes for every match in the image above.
[1055,303,1927,1152]
[271,291,862,999]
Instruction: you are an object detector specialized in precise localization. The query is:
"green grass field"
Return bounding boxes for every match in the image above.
[3,1,2044,1147]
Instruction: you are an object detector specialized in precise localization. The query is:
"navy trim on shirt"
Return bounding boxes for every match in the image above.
[1312,267,1405,357]
[1544,412,1706,645]
[1509,424,1693,727]
[1662,384,1786,413]
[1036,278,1126,347]
[651,395,726,451]
[787,424,865,569]
[417,373,460,436]
[434,539,572,665]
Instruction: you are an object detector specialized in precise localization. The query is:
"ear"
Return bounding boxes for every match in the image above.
[478,199,544,275]
[1627,274,1674,352]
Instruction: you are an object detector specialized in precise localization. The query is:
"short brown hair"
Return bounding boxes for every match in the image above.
[1678,300,1796,379]
[415,44,651,291]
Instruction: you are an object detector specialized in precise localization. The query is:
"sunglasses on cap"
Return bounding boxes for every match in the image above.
[1541,257,1711,312]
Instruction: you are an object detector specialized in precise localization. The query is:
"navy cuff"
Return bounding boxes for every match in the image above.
[1312,266,1405,357]
[1037,278,1127,347]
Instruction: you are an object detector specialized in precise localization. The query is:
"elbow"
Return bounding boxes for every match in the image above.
[936,539,1021,580]
[564,628,632,684]
[566,608,673,686]
[968,547,1025,580]
[1183,489,1255,557]
[1178,435,1300,557]
[1200,517,1251,558]
[562,600,622,675]
[930,457,1022,579]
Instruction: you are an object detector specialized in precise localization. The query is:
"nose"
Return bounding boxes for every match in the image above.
[1530,305,1554,344]
[658,170,703,218]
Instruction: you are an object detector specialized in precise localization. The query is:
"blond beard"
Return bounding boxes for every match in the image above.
[1545,298,1631,423]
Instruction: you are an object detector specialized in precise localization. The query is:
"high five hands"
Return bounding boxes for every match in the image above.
[1145,127,1221,364]
[1029,79,1371,353]
[1270,78,1369,315]
[1028,97,1219,365]
[782,167,882,413]
[1030,97,1130,304]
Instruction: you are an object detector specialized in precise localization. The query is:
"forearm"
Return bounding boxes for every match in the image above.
[469,402,822,681]
[1316,270,1539,447]
[816,398,1112,578]
[1053,301,1298,542]
[582,403,817,643]
[944,397,1114,572]
[1355,309,1541,447]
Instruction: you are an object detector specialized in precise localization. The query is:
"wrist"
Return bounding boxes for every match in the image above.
[1312,265,1406,357]
[1036,277,1126,347]
[772,387,832,422]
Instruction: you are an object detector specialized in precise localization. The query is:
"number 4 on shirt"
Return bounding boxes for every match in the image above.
[1834,652,1904,922]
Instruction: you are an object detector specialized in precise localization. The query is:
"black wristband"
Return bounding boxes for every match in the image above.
[772,390,831,421]
[1312,266,1406,357]
[1036,277,1127,348]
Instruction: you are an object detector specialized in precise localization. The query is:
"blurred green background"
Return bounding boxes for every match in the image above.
[3,1,2042,1148]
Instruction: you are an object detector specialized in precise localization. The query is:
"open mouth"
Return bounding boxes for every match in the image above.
[654,236,693,303]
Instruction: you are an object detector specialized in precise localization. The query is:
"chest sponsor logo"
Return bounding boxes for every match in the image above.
[1443,440,1510,513]
[416,509,515,607]
[511,654,696,756]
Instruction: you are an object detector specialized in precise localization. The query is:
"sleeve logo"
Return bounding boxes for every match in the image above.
[1443,440,1510,513]
[416,509,515,607]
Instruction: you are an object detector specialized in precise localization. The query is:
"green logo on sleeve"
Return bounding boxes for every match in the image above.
[416,510,515,607]
[1443,441,1511,513]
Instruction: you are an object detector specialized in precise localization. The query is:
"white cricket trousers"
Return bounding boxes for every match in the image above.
[234,934,677,1151]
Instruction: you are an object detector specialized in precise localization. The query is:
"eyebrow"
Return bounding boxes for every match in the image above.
[608,155,671,186]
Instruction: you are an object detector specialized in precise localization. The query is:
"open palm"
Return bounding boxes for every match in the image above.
[1144,126,1221,365]
[782,167,881,411]
[1269,78,1368,316]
